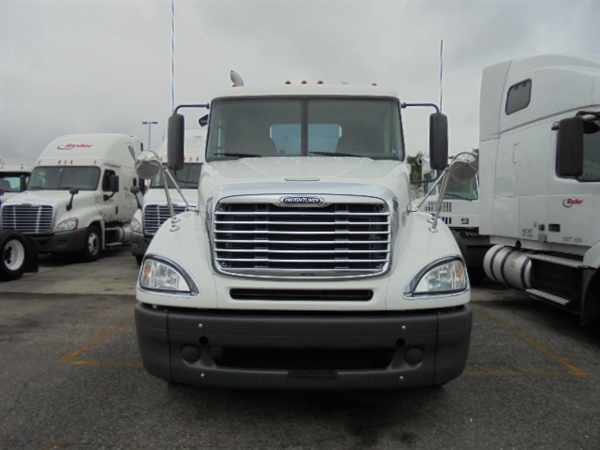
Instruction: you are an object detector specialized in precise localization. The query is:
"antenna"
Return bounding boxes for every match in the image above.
[230,70,244,87]
[439,39,444,112]
[170,0,175,112]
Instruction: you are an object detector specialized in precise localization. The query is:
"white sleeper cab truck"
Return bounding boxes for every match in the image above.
[422,154,489,283]
[0,160,30,206]
[134,79,475,389]
[479,55,600,324]
[1,134,142,261]
[131,129,206,264]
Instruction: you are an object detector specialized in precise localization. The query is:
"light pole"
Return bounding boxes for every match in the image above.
[142,121,159,151]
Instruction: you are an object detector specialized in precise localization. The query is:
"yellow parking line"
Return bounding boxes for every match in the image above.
[476,307,591,380]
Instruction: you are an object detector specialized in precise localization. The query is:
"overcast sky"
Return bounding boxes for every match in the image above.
[2,0,600,163]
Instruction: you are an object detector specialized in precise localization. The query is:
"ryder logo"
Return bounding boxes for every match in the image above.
[562,198,584,208]
[57,144,93,150]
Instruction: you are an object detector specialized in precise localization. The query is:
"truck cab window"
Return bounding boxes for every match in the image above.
[102,170,117,191]
[581,126,600,181]
[505,79,532,115]
[207,98,403,160]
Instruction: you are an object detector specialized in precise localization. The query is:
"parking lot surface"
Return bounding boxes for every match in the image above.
[1,250,600,449]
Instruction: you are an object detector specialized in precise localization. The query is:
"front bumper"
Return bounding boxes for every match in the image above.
[29,229,88,254]
[135,304,472,389]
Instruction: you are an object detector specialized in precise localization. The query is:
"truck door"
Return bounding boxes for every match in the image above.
[101,169,119,222]
[493,129,519,237]
[546,122,600,247]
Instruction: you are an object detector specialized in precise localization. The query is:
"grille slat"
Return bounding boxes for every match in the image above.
[1,205,53,234]
[143,204,186,235]
[212,197,391,279]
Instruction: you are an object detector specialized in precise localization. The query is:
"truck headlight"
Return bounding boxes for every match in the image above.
[55,218,78,232]
[130,217,142,234]
[407,257,467,296]
[139,256,196,294]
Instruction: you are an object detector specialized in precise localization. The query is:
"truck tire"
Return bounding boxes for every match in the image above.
[83,225,102,262]
[0,234,27,281]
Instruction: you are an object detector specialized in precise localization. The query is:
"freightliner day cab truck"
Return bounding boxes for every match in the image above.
[0,161,37,281]
[1,134,143,261]
[131,129,206,265]
[479,55,600,324]
[0,160,30,205]
[422,152,489,283]
[134,78,476,389]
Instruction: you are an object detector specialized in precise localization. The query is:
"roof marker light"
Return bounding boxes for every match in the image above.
[317,80,324,85]
[301,80,307,84]
[285,80,291,85]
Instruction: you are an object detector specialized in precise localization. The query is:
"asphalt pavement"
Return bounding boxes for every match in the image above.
[1,250,599,449]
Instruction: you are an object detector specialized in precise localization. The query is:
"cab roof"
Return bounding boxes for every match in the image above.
[211,83,400,101]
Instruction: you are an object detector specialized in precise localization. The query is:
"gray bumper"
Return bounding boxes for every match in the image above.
[135,304,472,390]
[30,229,88,254]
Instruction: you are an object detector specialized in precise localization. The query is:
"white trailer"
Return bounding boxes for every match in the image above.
[130,129,206,264]
[479,55,600,323]
[0,134,143,260]
[133,80,474,389]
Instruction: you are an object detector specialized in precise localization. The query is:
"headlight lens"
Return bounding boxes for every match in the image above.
[55,218,78,232]
[130,217,142,234]
[412,258,467,295]
[139,257,192,293]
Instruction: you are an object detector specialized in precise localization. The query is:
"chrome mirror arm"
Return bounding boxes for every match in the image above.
[163,168,192,210]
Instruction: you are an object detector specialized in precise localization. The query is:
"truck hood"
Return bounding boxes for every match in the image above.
[1,190,97,210]
[200,156,409,206]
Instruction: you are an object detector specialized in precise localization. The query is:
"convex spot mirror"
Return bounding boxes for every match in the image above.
[168,112,185,171]
[135,151,162,179]
[556,117,584,178]
[199,114,209,127]
[429,112,448,171]
[448,152,478,184]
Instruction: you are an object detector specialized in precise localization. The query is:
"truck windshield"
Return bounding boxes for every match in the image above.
[28,166,100,191]
[445,176,479,201]
[0,173,28,193]
[206,97,404,161]
[150,163,201,189]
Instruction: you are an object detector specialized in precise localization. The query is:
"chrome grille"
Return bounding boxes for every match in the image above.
[143,204,186,235]
[212,195,391,279]
[1,204,54,234]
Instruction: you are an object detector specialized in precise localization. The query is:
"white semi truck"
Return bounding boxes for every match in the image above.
[131,129,206,264]
[0,160,30,205]
[1,134,142,261]
[479,55,600,324]
[133,81,475,389]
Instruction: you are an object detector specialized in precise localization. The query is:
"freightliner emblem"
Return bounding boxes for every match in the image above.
[279,195,326,207]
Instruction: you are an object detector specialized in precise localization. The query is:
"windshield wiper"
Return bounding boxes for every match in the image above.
[308,151,367,158]
[213,152,262,159]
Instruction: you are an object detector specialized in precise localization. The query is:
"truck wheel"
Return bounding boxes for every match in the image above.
[83,226,102,262]
[0,234,27,281]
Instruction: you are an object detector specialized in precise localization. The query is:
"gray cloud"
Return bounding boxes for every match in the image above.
[1,0,599,163]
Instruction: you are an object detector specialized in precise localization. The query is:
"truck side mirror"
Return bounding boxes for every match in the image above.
[556,117,584,178]
[168,112,185,171]
[429,112,448,171]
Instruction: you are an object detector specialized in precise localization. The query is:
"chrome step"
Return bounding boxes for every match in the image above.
[526,288,570,306]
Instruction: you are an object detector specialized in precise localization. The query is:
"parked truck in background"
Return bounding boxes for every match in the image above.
[479,54,600,324]
[422,152,489,283]
[0,160,30,205]
[133,79,475,389]
[0,134,142,261]
[131,129,206,264]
